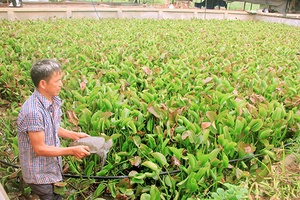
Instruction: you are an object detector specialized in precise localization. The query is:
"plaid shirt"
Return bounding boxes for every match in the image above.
[18,89,63,184]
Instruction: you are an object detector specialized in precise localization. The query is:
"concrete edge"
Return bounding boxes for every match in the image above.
[0,5,299,26]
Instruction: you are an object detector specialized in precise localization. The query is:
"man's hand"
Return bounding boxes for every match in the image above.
[72,132,90,141]
[71,145,90,159]
[58,127,90,140]
[28,131,91,158]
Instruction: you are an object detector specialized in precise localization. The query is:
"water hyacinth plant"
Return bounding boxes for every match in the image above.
[0,19,299,199]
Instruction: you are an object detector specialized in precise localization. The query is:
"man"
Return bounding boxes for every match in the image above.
[17,59,91,200]
[9,0,21,7]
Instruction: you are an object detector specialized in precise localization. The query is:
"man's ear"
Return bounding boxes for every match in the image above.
[39,80,47,90]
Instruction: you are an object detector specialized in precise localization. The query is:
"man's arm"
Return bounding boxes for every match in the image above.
[28,131,90,159]
[58,127,90,140]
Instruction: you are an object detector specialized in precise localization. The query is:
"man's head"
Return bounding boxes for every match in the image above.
[31,59,63,99]
[31,59,62,87]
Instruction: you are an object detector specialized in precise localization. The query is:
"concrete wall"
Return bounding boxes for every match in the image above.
[0,7,299,26]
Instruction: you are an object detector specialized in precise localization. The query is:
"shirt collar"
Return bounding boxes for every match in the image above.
[33,89,61,109]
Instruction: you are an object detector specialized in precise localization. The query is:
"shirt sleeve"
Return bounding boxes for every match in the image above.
[22,110,44,133]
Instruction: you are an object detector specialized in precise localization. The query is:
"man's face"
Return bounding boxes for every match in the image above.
[44,71,63,97]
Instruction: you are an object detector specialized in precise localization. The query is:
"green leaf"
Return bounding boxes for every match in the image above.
[249,118,263,132]
[195,166,210,179]
[139,143,153,155]
[107,182,117,198]
[258,128,272,140]
[187,153,198,172]
[177,176,188,187]
[147,135,157,149]
[258,104,268,117]
[187,176,198,193]
[164,175,173,187]
[93,183,106,198]
[150,185,161,200]
[140,193,151,200]
[271,107,282,121]
[84,161,94,177]
[151,152,168,167]
[206,111,218,122]
[175,126,186,133]
[234,118,244,134]
[72,90,86,103]
[54,182,67,197]
[103,98,113,111]
[142,161,159,171]
[209,148,221,160]
[78,108,92,127]
[127,120,137,134]
[121,107,131,118]
[168,147,184,160]
[147,105,163,119]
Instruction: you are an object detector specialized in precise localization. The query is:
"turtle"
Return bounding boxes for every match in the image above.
[69,136,113,170]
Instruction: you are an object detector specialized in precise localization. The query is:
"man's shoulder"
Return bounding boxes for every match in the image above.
[22,94,40,109]
[19,94,43,117]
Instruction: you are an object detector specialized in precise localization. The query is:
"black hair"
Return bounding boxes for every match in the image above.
[30,59,62,87]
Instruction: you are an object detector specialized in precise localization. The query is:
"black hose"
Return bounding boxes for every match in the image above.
[64,169,181,180]
[0,153,277,180]
[0,139,296,179]
[0,159,182,179]
[0,159,19,168]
